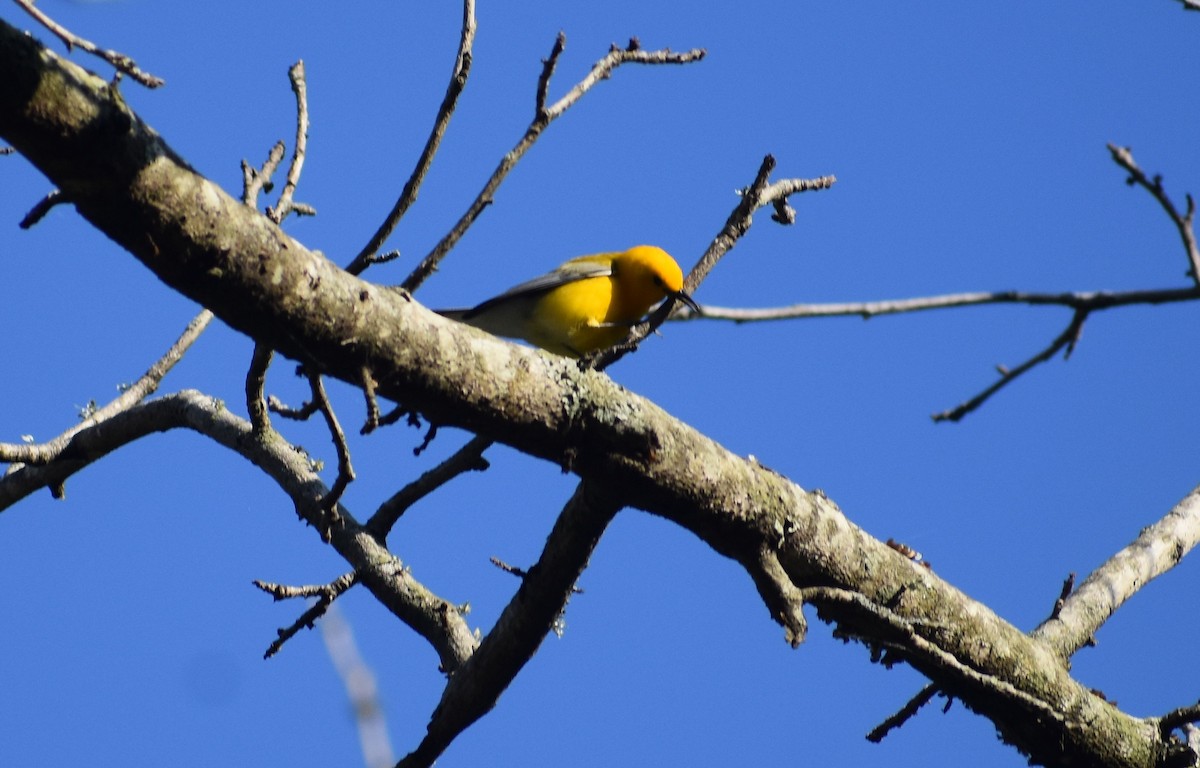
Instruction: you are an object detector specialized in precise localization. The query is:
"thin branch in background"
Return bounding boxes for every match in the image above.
[347,0,477,276]
[366,434,491,539]
[1,309,212,470]
[306,372,355,518]
[12,0,164,88]
[18,189,68,229]
[1175,0,1200,9]
[867,683,940,742]
[242,140,286,207]
[931,308,1087,423]
[1108,144,1200,284]
[400,37,707,294]
[254,571,359,659]
[319,602,396,768]
[267,61,315,224]
[1,146,15,155]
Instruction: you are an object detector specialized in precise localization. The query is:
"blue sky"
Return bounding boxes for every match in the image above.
[2,2,1198,766]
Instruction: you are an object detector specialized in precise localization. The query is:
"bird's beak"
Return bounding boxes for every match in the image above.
[671,289,701,315]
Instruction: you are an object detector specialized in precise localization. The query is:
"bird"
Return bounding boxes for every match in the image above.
[436,245,699,358]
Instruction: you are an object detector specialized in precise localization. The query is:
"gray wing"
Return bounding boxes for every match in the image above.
[460,261,612,319]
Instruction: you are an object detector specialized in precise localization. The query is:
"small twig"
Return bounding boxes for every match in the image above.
[0,146,15,155]
[360,367,381,435]
[1047,572,1075,622]
[535,32,566,116]
[931,309,1086,422]
[400,37,706,293]
[867,683,940,742]
[490,556,585,592]
[489,556,528,578]
[13,0,164,88]
[19,189,68,229]
[592,157,836,371]
[366,435,491,539]
[268,394,319,421]
[1175,0,1200,9]
[347,0,477,276]
[1,310,211,469]
[1108,144,1200,284]
[267,61,313,224]
[307,372,354,517]
[242,140,286,207]
[255,571,359,659]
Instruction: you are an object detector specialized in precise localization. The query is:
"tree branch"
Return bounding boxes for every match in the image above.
[1108,143,1200,283]
[1031,483,1200,660]
[399,481,621,768]
[399,37,706,293]
[2,22,1192,767]
[0,389,481,674]
[346,0,477,276]
[12,0,164,88]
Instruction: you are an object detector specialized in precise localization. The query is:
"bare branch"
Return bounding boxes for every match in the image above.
[266,61,314,224]
[591,156,837,370]
[0,390,481,674]
[1108,143,1200,284]
[931,309,1087,423]
[12,0,164,87]
[255,571,358,658]
[18,188,67,228]
[1031,483,1200,660]
[1161,701,1200,736]
[347,0,477,276]
[307,372,355,519]
[867,683,940,743]
[366,435,491,539]
[1,310,211,471]
[400,37,706,293]
[398,481,621,768]
[242,140,286,207]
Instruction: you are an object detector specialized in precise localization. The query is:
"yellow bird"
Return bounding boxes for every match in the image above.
[437,245,698,358]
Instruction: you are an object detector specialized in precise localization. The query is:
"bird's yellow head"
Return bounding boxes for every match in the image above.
[609,245,698,322]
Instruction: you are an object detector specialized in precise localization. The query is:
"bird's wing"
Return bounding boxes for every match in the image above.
[460,259,613,318]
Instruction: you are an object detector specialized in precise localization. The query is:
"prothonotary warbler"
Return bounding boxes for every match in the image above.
[437,245,699,358]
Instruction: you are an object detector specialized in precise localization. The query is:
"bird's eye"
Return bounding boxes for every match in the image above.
[652,275,665,287]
